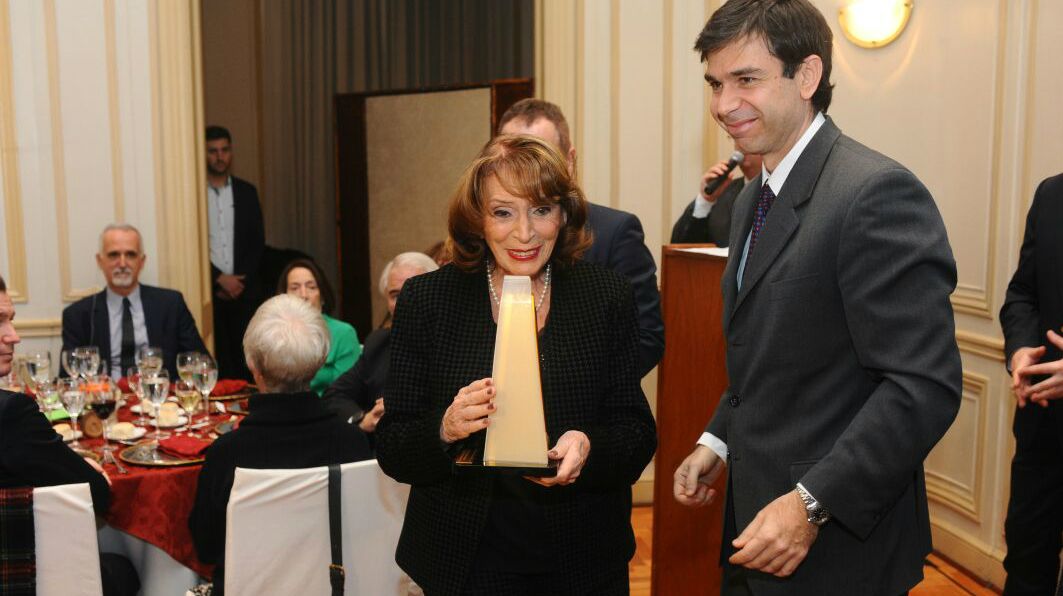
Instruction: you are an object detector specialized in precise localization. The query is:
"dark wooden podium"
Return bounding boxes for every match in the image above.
[651,245,730,596]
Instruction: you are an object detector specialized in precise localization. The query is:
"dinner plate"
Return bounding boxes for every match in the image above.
[208,391,253,402]
[214,420,236,435]
[72,448,101,462]
[130,400,179,414]
[60,430,83,442]
[152,416,188,429]
[118,443,205,467]
[107,426,147,441]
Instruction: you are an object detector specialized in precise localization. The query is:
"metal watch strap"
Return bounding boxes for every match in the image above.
[796,483,830,526]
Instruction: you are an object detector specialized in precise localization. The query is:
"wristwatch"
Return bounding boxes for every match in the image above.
[796,483,831,526]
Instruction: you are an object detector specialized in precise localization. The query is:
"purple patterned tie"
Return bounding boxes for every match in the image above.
[747,182,776,256]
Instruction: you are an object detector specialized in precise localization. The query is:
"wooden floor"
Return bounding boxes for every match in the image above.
[628,506,1000,595]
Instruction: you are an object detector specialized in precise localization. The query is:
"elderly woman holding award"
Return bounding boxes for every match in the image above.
[376,134,656,596]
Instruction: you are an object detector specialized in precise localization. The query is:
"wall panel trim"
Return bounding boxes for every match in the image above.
[0,0,29,303]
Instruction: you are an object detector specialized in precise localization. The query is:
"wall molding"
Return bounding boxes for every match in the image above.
[0,0,29,304]
[104,0,125,222]
[930,519,1005,589]
[12,318,63,338]
[926,372,989,522]
[955,330,1006,362]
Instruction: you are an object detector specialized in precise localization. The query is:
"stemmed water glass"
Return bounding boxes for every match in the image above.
[177,352,198,382]
[142,369,170,447]
[191,354,218,426]
[59,379,85,448]
[126,366,148,427]
[61,349,77,379]
[135,345,164,375]
[73,346,100,380]
[22,350,51,398]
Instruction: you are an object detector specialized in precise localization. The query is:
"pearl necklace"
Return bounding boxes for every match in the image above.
[487,262,552,310]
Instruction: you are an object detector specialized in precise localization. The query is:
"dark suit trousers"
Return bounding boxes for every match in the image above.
[213,297,255,381]
[1003,404,1063,596]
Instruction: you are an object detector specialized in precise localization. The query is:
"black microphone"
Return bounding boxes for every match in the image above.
[703,150,745,196]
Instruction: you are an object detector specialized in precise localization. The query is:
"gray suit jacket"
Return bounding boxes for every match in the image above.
[706,118,961,595]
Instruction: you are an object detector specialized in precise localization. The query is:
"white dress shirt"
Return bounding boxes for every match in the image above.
[107,286,148,378]
[208,177,235,274]
[698,112,827,462]
[691,174,755,219]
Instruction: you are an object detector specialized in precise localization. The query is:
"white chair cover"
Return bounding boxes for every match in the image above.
[33,483,104,596]
[225,460,411,596]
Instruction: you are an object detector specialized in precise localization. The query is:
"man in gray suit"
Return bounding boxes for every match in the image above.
[672,1,962,595]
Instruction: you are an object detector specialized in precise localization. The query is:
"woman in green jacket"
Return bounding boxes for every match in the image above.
[277,259,361,395]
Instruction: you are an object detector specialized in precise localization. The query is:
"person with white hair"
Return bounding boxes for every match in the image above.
[61,223,208,378]
[188,294,371,595]
[323,252,438,436]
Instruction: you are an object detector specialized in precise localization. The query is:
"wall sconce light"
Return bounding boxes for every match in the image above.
[838,0,913,48]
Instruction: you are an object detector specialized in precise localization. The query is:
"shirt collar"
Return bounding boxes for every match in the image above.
[105,285,141,309]
[209,176,233,192]
[761,111,826,196]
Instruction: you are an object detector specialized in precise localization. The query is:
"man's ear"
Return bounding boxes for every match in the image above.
[798,55,823,102]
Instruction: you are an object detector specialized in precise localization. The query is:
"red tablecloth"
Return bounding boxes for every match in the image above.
[78,400,242,579]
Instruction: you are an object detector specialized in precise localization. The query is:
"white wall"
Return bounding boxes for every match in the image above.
[1,0,207,370]
[538,0,1063,587]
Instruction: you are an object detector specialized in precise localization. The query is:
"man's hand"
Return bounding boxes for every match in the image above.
[1013,330,1063,406]
[216,274,246,300]
[84,457,112,487]
[699,161,736,203]
[527,430,590,487]
[729,490,818,577]
[359,398,385,433]
[673,445,725,506]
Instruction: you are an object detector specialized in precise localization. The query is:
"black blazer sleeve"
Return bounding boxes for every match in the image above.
[375,282,456,486]
[0,391,111,514]
[322,358,369,422]
[233,179,265,285]
[602,214,665,376]
[1000,178,1051,366]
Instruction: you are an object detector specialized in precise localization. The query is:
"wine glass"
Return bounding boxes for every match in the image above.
[59,383,86,448]
[89,375,118,459]
[142,369,170,445]
[177,352,199,383]
[35,379,61,414]
[61,349,77,379]
[174,379,202,436]
[23,350,52,396]
[126,366,149,427]
[73,346,100,380]
[191,354,218,424]
[135,345,164,375]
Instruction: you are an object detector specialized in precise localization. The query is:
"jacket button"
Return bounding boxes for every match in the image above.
[728,394,740,407]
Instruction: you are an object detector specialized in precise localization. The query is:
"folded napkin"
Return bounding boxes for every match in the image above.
[211,379,248,397]
[117,377,131,393]
[157,435,211,459]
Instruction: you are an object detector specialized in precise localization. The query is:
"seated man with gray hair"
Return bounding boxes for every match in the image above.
[62,223,207,379]
[324,252,439,438]
[189,294,371,595]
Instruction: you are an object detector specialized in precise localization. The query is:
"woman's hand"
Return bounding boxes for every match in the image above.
[359,398,385,433]
[440,378,495,444]
[528,430,590,487]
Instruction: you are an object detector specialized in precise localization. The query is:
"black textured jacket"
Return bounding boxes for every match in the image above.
[376,260,657,596]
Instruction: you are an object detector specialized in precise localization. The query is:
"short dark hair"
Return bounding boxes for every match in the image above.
[497,99,572,156]
[0,273,6,293]
[448,134,591,271]
[206,125,232,143]
[694,0,834,113]
[276,258,337,316]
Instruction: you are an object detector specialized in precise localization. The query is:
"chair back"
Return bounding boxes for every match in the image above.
[34,483,103,596]
[225,460,410,595]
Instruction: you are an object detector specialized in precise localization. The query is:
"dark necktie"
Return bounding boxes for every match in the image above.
[747,182,777,257]
[120,297,135,373]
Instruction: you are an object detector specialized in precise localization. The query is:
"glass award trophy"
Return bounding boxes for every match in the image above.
[453,275,556,476]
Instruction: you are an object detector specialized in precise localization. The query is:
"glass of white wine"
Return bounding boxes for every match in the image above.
[174,379,202,436]
[191,354,218,418]
[136,345,164,375]
[177,352,198,383]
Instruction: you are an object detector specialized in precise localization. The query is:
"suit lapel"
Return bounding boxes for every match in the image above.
[92,291,111,364]
[729,118,842,320]
[140,285,161,346]
[723,176,760,325]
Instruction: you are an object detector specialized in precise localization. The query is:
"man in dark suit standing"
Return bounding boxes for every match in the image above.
[2,274,139,596]
[62,224,207,379]
[205,125,265,381]
[670,148,762,246]
[498,99,664,376]
[672,2,961,595]
[999,173,1063,596]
